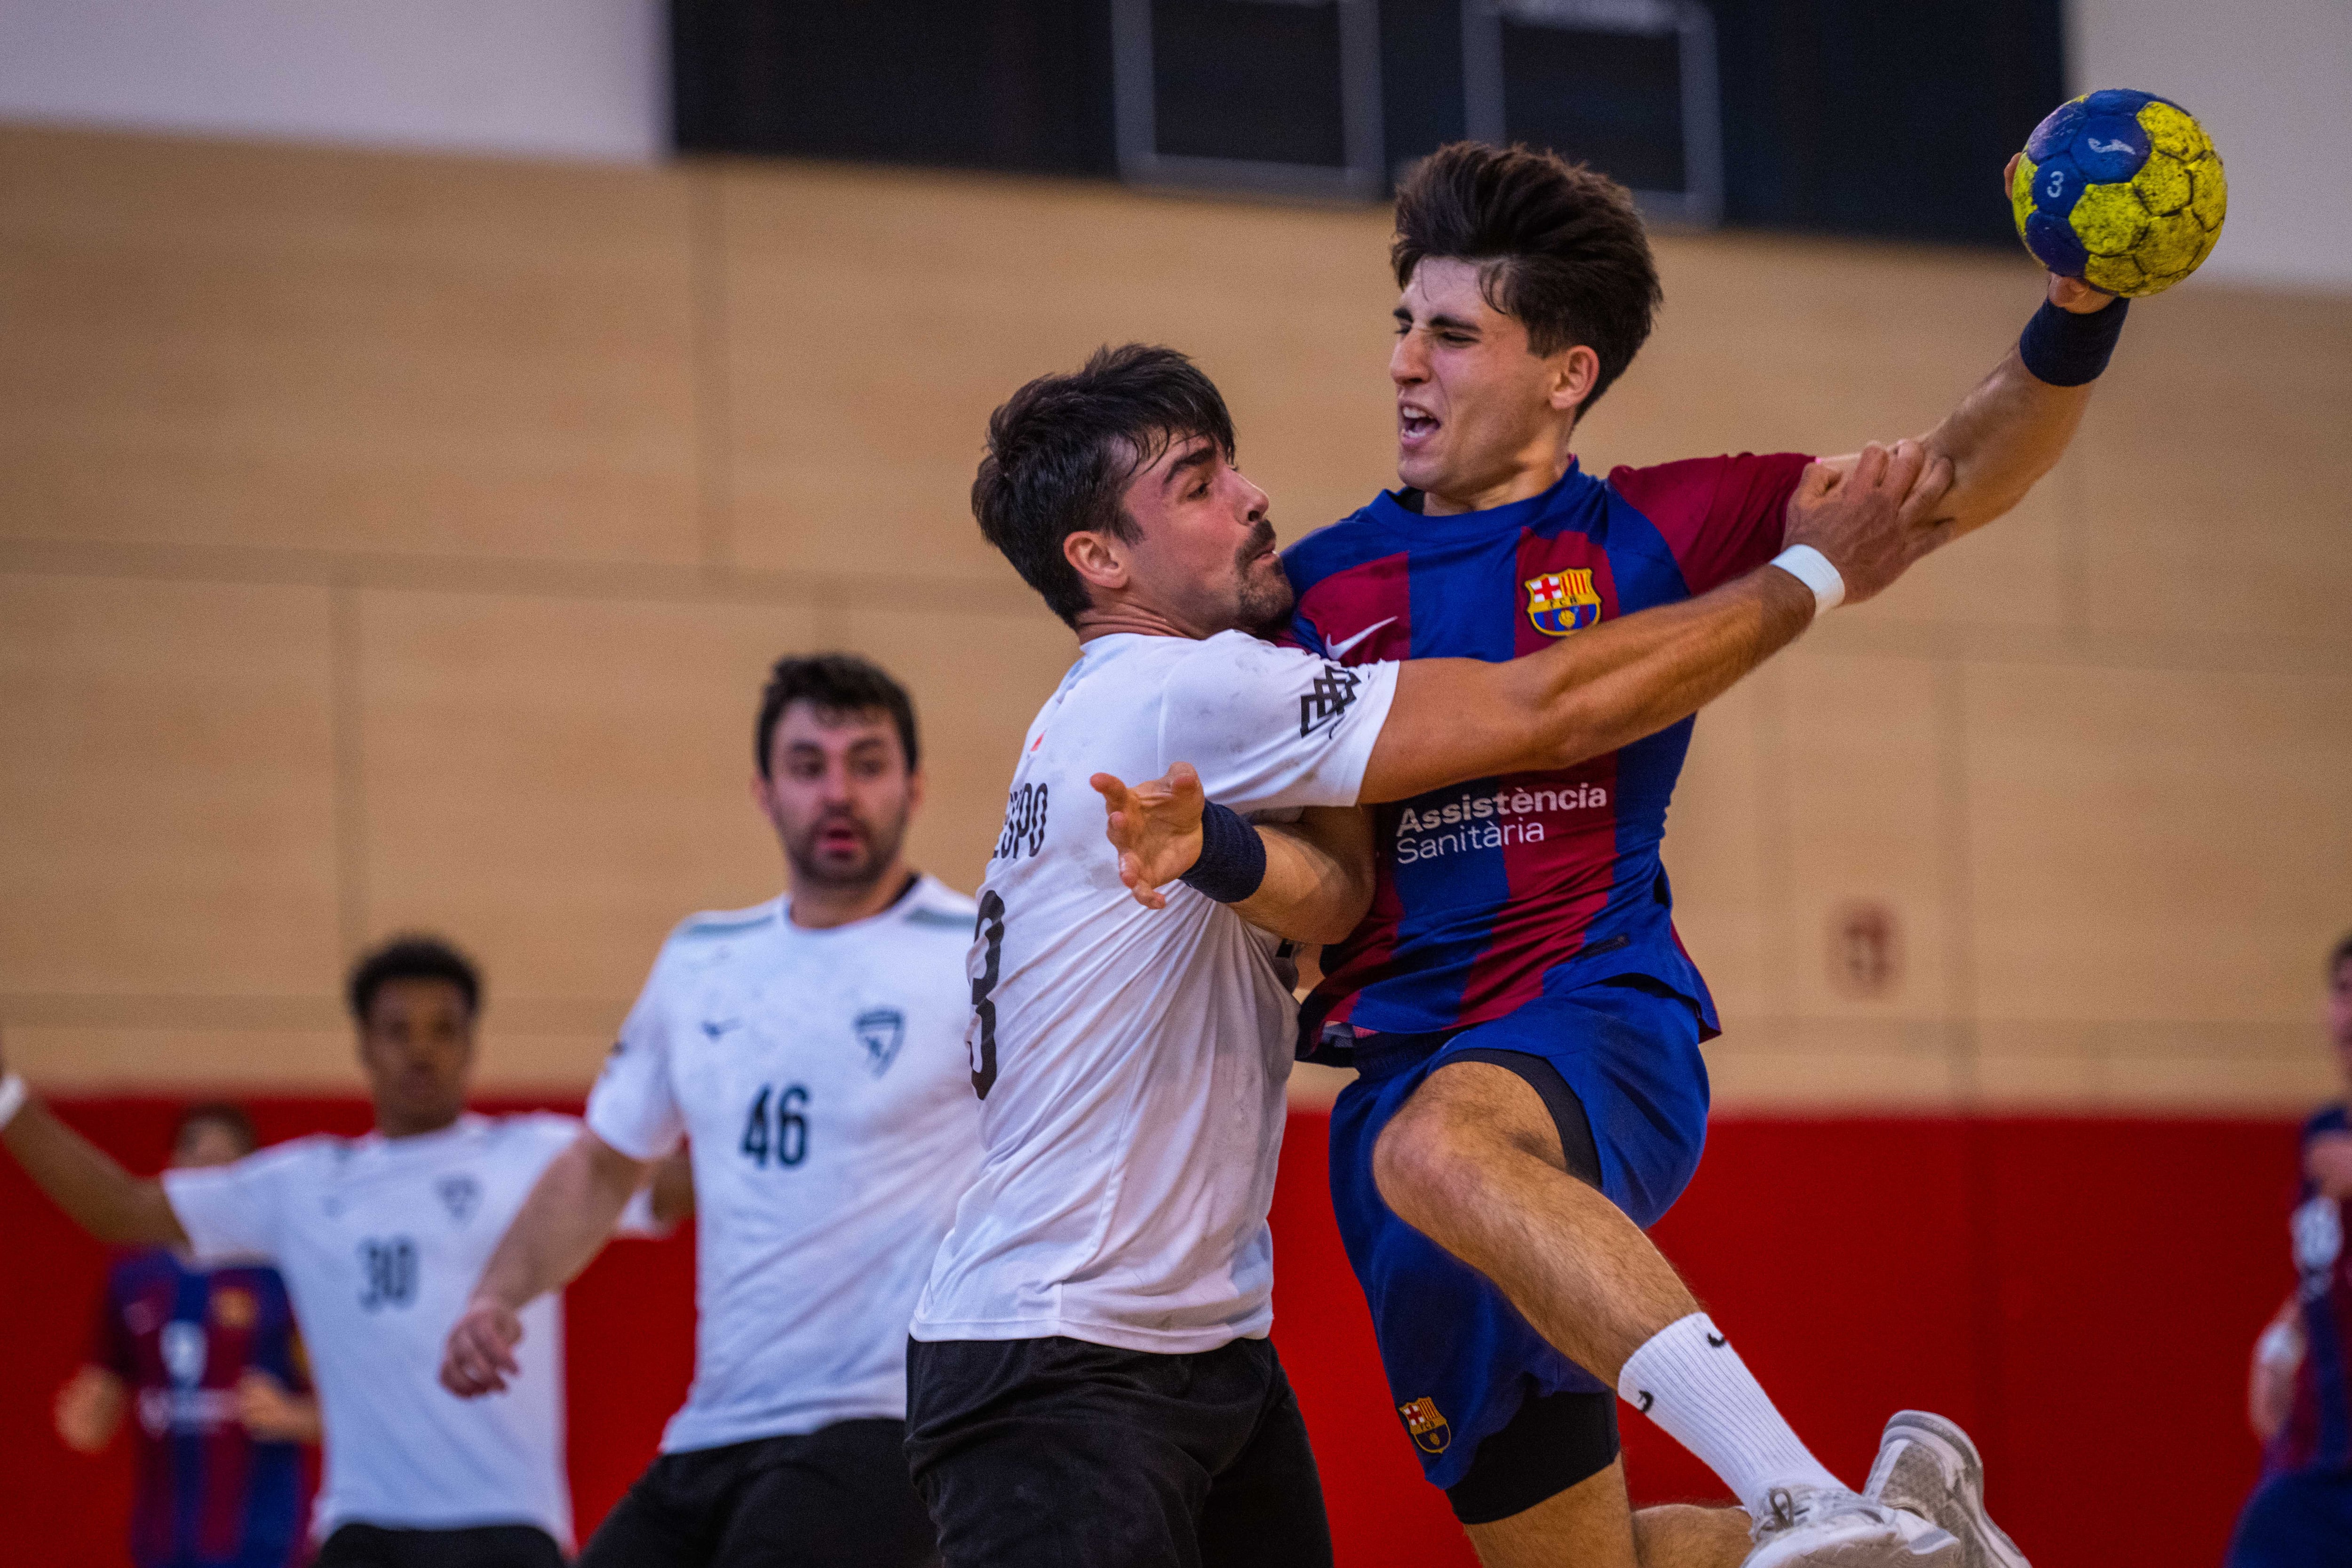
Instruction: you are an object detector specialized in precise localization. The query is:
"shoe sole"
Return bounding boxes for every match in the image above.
[1745,1520,1962,1568]
[1876,1411,2031,1568]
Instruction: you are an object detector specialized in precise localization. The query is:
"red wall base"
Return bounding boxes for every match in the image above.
[0,1100,2294,1566]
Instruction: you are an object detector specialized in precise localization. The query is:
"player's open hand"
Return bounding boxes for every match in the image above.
[1783,438,1955,606]
[1092,763,1207,910]
[440,1297,525,1398]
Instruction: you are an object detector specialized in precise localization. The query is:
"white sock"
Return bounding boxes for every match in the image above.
[1616,1312,1844,1515]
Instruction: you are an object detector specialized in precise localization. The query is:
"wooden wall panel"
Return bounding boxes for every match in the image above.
[715,162,1398,581]
[1659,673,1780,1021]
[0,127,702,564]
[2080,291,2352,643]
[1781,653,1955,1023]
[0,574,340,998]
[2,126,2347,1109]
[358,590,816,1006]
[4,1027,359,1091]
[1965,660,2352,1024]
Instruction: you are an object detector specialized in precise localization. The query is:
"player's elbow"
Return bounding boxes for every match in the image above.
[1296,895,1372,947]
[1530,713,1614,775]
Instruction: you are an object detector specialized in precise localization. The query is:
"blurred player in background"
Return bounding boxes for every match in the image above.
[1147,141,2113,1568]
[443,654,977,1568]
[2230,932,2352,1567]
[55,1101,320,1568]
[0,936,689,1568]
[910,343,1949,1568]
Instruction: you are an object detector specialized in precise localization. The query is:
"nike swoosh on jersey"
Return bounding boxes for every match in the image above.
[1327,617,1398,659]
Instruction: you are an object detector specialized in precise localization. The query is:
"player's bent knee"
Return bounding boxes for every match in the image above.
[1371,1086,1510,1231]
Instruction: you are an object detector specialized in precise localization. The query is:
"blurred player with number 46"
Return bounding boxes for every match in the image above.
[443,656,981,1568]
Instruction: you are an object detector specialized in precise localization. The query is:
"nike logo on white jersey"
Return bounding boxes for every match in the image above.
[1327,617,1398,659]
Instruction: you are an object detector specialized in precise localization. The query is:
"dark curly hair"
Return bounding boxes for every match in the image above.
[346,934,481,1023]
[972,344,1236,626]
[755,654,919,777]
[1392,141,1662,414]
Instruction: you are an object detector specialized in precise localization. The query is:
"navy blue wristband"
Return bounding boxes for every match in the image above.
[2018,294,2129,387]
[1180,802,1268,904]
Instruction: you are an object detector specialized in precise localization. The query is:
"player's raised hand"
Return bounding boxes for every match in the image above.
[1092,763,1207,910]
[440,1297,525,1398]
[1783,438,1955,607]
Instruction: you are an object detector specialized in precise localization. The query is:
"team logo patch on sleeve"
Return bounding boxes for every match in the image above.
[1299,663,1364,737]
[1525,570,1601,636]
[1398,1395,1452,1453]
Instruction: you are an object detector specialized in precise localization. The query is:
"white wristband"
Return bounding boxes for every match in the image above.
[0,1072,27,1132]
[1771,544,1846,613]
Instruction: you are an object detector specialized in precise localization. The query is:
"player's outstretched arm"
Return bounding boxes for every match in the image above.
[1360,441,1951,803]
[1822,156,2120,543]
[442,1127,649,1397]
[0,1040,189,1247]
[1095,765,1375,943]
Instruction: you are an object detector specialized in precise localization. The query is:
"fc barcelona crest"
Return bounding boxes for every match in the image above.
[1398,1395,1452,1454]
[1525,570,1601,637]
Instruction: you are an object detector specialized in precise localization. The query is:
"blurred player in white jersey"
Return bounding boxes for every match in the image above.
[903,345,1955,1568]
[0,936,688,1568]
[441,655,980,1568]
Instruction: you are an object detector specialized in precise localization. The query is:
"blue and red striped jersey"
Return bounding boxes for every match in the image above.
[96,1251,308,1568]
[2270,1104,2352,1479]
[1283,452,1810,1050]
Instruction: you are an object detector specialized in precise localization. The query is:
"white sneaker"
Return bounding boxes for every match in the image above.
[1864,1411,2030,1568]
[1742,1484,1963,1568]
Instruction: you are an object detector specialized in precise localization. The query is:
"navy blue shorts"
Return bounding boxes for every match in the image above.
[1327,977,1710,1511]
[2226,1469,2352,1567]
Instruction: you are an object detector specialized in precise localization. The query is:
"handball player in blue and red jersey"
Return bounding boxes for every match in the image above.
[55,1102,317,1568]
[1281,142,2119,1568]
[1109,142,2129,1568]
[2230,933,2352,1567]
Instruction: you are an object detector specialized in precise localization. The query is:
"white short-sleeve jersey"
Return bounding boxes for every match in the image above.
[163,1112,601,1545]
[588,875,984,1454]
[910,631,1399,1354]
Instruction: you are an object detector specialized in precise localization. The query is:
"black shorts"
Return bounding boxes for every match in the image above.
[579,1419,938,1568]
[905,1335,1333,1568]
[314,1524,566,1568]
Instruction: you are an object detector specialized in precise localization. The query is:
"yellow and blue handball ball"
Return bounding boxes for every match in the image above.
[2010,89,2226,297]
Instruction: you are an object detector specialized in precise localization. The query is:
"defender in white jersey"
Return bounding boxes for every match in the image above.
[443,656,979,1568]
[904,345,1953,1568]
[0,937,685,1568]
